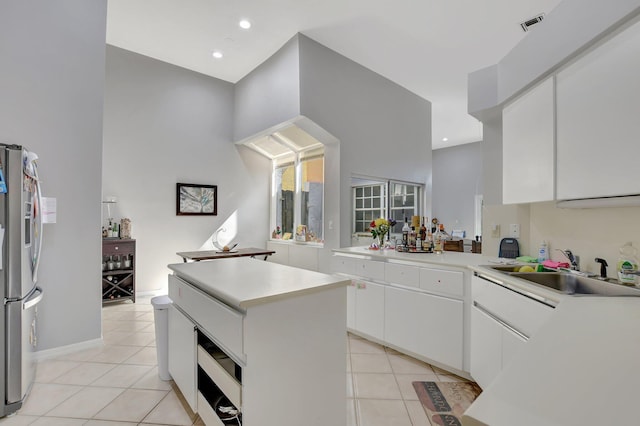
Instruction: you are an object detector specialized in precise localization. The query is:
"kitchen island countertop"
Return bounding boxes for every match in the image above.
[168,257,348,310]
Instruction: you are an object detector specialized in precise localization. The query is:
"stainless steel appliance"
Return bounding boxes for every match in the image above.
[0,144,44,417]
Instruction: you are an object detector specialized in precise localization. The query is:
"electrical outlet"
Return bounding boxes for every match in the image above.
[491,224,500,238]
[510,223,520,238]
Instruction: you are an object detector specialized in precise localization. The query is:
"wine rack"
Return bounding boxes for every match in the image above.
[102,239,136,304]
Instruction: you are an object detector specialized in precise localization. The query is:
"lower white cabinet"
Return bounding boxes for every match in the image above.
[353,280,385,341]
[469,305,503,389]
[346,280,356,330]
[385,286,463,370]
[168,304,197,411]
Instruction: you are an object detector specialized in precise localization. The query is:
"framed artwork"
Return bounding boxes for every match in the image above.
[176,183,217,216]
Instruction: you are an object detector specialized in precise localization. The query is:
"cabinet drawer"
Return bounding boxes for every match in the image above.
[198,345,241,409]
[353,259,385,281]
[419,268,464,298]
[169,275,244,359]
[472,276,553,338]
[331,255,356,276]
[102,241,135,256]
[197,391,226,426]
[385,263,419,288]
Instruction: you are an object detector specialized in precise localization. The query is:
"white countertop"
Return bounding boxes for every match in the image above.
[462,296,640,425]
[333,246,494,269]
[168,258,348,310]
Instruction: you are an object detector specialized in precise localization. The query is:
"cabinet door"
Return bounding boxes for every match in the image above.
[346,280,356,330]
[354,280,385,340]
[556,19,640,199]
[419,267,464,298]
[385,286,463,370]
[168,305,197,411]
[502,76,555,204]
[470,305,502,390]
[501,326,527,371]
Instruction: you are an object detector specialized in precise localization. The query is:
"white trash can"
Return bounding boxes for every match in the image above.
[151,295,172,380]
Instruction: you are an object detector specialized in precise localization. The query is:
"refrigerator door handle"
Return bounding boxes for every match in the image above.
[31,162,43,283]
[23,287,43,311]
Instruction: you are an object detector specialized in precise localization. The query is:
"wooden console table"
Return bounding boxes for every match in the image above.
[176,247,275,262]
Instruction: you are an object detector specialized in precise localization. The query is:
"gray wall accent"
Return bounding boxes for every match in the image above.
[297,34,432,249]
[432,142,483,239]
[0,0,107,350]
[233,37,301,141]
[103,46,271,293]
[469,0,640,119]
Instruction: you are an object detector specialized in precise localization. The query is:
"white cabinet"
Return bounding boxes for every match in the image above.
[168,304,197,411]
[353,280,385,340]
[385,286,463,370]
[419,267,464,298]
[556,19,640,199]
[469,305,502,389]
[502,76,555,204]
[470,274,554,389]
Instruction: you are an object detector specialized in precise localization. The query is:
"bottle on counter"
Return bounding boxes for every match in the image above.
[402,217,410,246]
[434,226,443,253]
[409,226,417,249]
[617,242,639,285]
[420,217,427,242]
[538,240,549,263]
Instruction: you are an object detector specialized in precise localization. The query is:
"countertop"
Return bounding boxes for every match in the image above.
[168,257,348,310]
[462,296,640,426]
[332,246,494,269]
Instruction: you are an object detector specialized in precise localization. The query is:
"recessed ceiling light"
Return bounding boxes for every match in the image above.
[212,51,223,59]
[442,137,448,142]
[239,19,251,29]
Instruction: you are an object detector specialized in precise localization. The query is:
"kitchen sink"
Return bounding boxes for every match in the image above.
[486,265,556,273]
[510,272,640,296]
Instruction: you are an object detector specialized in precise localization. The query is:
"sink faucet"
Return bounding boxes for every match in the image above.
[558,249,580,271]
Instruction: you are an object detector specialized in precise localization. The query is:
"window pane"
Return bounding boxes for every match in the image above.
[373,198,380,208]
[300,157,324,241]
[356,187,363,197]
[364,187,371,197]
[373,186,380,196]
[356,211,363,220]
[356,199,363,208]
[275,164,295,235]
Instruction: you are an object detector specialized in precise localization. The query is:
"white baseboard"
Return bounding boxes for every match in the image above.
[34,338,103,361]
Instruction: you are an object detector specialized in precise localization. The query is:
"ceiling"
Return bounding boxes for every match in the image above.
[106,0,562,149]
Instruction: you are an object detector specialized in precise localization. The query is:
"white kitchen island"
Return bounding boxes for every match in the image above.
[167,258,348,426]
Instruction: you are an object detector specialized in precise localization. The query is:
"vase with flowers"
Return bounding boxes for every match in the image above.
[369,218,397,249]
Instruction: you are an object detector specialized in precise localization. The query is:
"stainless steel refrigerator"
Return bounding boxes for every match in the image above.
[0,144,44,417]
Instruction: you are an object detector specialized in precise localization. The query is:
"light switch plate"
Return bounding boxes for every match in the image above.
[491,224,500,238]
[509,224,520,238]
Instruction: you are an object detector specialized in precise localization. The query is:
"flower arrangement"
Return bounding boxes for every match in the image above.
[369,218,397,248]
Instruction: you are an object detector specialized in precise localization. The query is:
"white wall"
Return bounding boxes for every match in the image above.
[0,0,107,350]
[298,34,432,251]
[103,46,271,294]
[432,142,483,238]
[233,37,301,142]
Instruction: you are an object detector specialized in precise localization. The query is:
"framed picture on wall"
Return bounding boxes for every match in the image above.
[176,183,217,216]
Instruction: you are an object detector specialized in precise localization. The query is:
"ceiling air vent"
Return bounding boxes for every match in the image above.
[520,13,545,32]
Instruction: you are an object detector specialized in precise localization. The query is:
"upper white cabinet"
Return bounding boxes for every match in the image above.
[502,77,555,204]
[556,20,640,199]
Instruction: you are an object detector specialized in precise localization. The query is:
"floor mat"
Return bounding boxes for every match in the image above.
[412,381,482,426]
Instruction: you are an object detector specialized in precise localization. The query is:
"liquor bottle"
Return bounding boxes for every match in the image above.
[420,217,427,242]
[434,226,443,253]
[402,217,410,246]
[409,226,417,249]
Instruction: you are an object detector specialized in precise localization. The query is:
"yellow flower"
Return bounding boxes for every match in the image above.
[374,218,388,227]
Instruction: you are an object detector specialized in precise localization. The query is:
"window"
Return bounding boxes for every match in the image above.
[272,149,324,243]
[274,162,295,236]
[300,155,324,241]
[353,184,386,232]
[352,180,422,234]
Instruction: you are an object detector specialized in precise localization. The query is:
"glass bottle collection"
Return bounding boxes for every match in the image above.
[395,216,446,253]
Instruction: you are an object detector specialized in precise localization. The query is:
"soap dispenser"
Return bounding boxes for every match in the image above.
[617,242,638,285]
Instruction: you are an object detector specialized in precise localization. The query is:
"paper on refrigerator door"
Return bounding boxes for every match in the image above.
[42,197,56,224]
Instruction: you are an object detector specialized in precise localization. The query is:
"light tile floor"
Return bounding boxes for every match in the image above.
[2,296,471,426]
